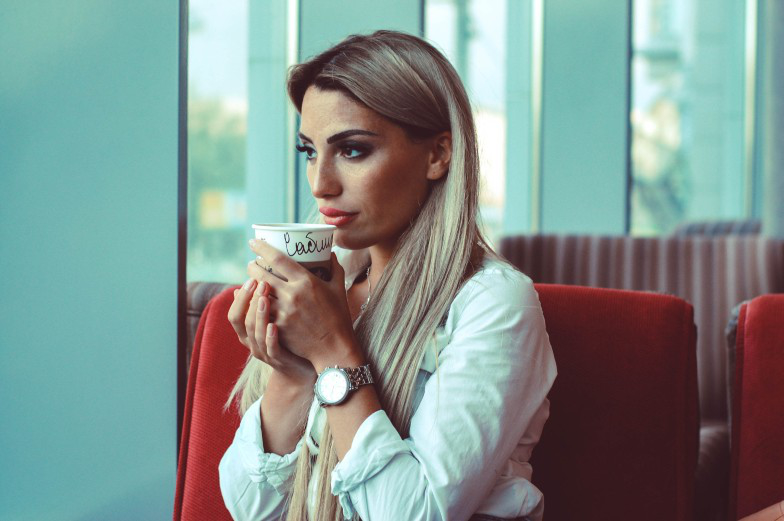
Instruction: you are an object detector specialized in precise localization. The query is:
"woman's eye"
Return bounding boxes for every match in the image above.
[295,144,315,160]
[295,143,368,161]
[340,144,368,159]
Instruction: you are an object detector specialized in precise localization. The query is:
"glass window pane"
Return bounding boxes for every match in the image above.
[426,0,509,247]
[630,0,751,235]
[187,0,249,283]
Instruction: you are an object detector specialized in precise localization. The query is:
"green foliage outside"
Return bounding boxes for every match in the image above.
[187,98,249,283]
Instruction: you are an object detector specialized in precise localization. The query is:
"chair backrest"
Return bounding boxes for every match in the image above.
[728,294,784,520]
[174,285,244,521]
[185,282,235,372]
[531,284,699,521]
[500,234,784,422]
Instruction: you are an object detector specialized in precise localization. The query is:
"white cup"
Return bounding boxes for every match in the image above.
[252,223,336,281]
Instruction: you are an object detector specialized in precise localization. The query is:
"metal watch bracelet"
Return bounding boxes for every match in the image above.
[344,364,374,390]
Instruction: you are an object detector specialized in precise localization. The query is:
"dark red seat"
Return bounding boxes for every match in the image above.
[174,285,243,521]
[729,294,784,520]
[531,284,698,521]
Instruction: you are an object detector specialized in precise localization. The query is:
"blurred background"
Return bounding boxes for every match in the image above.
[188,0,781,283]
[1,0,782,519]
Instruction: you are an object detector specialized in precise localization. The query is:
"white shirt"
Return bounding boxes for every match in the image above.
[219,246,557,520]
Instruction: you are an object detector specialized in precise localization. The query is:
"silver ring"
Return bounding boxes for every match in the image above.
[255,256,273,273]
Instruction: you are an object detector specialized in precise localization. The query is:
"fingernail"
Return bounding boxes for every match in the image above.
[267,323,275,337]
[242,279,254,291]
[249,239,258,247]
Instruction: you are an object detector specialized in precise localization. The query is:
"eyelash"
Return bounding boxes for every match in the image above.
[295,143,369,161]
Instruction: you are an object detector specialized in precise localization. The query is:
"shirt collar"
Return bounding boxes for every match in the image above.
[333,244,371,290]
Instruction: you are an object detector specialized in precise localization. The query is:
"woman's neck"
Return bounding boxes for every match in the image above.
[366,245,393,290]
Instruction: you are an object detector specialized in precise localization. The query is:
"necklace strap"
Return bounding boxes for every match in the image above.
[359,264,371,314]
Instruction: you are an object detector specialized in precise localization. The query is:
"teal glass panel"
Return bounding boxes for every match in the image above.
[630,0,751,235]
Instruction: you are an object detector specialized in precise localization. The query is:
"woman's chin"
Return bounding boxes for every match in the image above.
[333,231,369,251]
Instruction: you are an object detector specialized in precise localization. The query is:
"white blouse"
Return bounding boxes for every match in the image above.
[219,246,557,520]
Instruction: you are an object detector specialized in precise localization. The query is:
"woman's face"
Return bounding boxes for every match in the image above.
[297,86,450,252]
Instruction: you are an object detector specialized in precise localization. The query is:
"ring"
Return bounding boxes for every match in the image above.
[255,256,273,273]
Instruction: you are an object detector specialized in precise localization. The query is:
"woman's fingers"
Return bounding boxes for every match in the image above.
[248,258,288,289]
[244,283,266,350]
[228,276,296,370]
[248,239,301,281]
[252,294,270,360]
[262,321,301,369]
[250,294,289,369]
[250,293,296,368]
[227,279,258,344]
[227,277,289,369]
[264,322,285,360]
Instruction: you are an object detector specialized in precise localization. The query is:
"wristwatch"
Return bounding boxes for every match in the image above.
[314,364,374,407]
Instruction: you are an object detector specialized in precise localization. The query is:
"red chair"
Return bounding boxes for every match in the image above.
[531,284,699,521]
[729,294,784,520]
[501,234,784,520]
[174,285,243,521]
[175,283,699,520]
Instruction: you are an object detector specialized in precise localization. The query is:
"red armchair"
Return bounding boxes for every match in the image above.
[175,282,699,520]
[500,234,784,520]
[729,294,784,520]
[532,284,698,521]
[175,285,244,521]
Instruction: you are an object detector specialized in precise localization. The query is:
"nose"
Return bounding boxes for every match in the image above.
[309,156,341,199]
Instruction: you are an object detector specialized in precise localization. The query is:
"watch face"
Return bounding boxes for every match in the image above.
[317,368,350,404]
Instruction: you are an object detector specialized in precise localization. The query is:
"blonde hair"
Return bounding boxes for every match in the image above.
[227,29,506,520]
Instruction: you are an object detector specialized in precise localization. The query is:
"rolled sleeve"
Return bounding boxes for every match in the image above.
[331,410,410,518]
[233,397,302,493]
[219,396,303,520]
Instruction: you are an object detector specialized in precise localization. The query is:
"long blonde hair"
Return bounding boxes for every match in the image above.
[227,29,505,520]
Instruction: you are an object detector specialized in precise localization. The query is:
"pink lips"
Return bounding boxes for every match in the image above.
[319,207,357,217]
[320,207,358,226]
[323,214,358,227]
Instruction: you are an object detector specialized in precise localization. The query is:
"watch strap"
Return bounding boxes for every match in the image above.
[344,364,374,390]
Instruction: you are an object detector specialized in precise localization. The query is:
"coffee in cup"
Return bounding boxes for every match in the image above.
[251,223,336,281]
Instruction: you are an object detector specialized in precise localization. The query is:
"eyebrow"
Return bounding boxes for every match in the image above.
[297,129,379,144]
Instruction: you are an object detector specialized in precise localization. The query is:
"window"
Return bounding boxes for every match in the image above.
[630,0,754,234]
[187,0,249,283]
[426,0,511,247]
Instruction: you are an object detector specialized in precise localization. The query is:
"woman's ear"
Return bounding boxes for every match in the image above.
[426,131,452,181]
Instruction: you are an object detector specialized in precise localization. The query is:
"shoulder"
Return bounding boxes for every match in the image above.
[442,257,541,333]
[457,257,538,308]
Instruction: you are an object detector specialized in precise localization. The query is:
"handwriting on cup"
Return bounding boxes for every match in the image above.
[283,232,333,257]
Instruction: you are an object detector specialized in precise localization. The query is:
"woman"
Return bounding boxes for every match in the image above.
[220,29,556,521]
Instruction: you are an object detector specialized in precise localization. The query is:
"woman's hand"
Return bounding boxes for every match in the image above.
[227,276,317,386]
[246,239,359,370]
